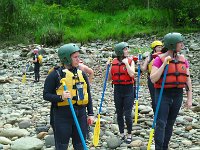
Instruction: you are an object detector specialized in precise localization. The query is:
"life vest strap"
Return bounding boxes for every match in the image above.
[113,72,126,75]
[165,72,189,77]
[72,96,78,100]
[112,63,125,66]
[72,75,79,79]
[112,79,132,82]
[170,60,185,64]
[163,82,186,85]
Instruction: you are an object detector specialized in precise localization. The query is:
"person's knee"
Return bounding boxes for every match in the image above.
[166,119,175,131]
[156,119,166,130]
[124,109,132,119]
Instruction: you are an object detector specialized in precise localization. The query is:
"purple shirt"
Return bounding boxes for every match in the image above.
[153,57,189,68]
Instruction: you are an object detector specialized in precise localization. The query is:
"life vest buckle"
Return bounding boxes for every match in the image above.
[76,82,84,100]
[174,72,180,76]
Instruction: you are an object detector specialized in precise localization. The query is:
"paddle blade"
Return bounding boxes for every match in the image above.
[22,74,26,83]
[147,128,155,150]
[93,114,100,146]
[134,100,138,124]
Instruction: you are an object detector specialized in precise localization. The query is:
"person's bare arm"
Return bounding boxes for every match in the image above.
[79,64,94,83]
[139,56,149,72]
[33,55,38,63]
[84,66,94,83]
[185,68,192,108]
[150,56,171,83]
[122,58,135,78]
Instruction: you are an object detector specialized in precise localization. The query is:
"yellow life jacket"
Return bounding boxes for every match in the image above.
[148,59,154,74]
[48,67,55,74]
[38,55,43,64]
[56,69,88,106]
[48,64,63,74]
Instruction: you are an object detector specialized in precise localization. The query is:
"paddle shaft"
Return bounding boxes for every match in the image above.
[98,64,110,114]
[93,63,110,146]
[134,54,142,124]
[152,63,169,129]
[136,54,142,100]
[63,84,88,150]
[147,62,169,150]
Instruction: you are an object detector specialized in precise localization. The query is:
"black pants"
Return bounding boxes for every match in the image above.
[52,106,87,150]
[34,65,40,81]
[154,88,183,150]
[114,84,134,134]
[147,76,156,113]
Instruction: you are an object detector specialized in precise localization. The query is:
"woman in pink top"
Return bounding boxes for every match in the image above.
[150,32,192,150]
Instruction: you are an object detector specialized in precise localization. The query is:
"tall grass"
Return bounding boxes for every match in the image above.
[0,1,199,45]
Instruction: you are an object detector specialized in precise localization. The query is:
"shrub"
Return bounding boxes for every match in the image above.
[39,26,64,46]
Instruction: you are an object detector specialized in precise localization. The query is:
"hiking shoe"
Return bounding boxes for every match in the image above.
[126,136,132,144]
[120,135,125,141]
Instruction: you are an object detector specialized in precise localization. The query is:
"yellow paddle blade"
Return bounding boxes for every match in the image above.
[134,100,138,124]
[22,74,26,83]
[93,114,100,146]
[147,129,155,150]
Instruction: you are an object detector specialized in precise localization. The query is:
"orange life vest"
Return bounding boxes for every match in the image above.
[111,58,134,85]
[154,55,188,88]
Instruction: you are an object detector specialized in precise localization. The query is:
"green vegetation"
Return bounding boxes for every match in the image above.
[0,0,199,46]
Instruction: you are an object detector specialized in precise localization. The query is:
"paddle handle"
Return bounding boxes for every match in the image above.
[93,114,100,146]
[61,81,88,150]
[147,129,154,150]
[134,100,139,124]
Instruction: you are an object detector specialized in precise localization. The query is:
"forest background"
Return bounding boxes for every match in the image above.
[0,0,200,46]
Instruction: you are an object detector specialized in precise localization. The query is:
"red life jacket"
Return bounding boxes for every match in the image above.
[154,55,188,88]
[152,52,162,59]
[111,58,134,85]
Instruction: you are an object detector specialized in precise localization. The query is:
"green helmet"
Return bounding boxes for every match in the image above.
[163,32,184,51]
[114,42,129,57]
[58,43,80,65]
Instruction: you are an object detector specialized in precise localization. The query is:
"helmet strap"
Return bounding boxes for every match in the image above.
[173,51,177,58]
[117,56,125,62]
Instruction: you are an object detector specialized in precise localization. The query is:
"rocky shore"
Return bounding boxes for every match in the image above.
[0,32,199,150]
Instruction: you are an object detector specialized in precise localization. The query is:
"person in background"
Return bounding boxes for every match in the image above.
[33,48,40,82]
[43,43,94,150]
[138,40,163,112]
[108,42,135,144]
[150,33,192,150]
[78,60,94,84]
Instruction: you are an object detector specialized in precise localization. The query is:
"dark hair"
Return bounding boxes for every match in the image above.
[161,47,168,53]
[117,56,123,62]
[148,50,154,64]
